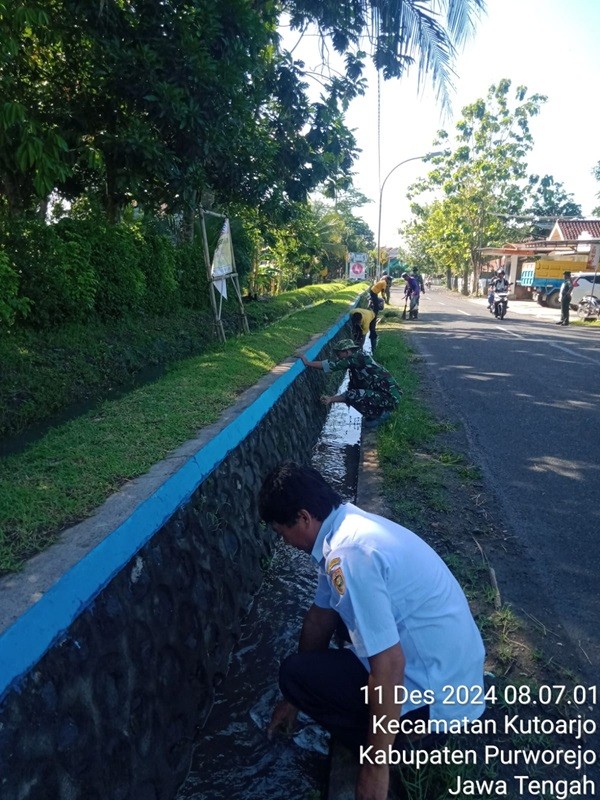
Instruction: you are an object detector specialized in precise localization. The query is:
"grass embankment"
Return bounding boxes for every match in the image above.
[0,283,364,574]
[0,282,352,440]
[373,309,593,799]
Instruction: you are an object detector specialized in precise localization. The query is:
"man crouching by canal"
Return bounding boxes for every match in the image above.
[259,462,486,800]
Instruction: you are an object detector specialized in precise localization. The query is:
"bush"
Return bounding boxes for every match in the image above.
[139,222,178,315]
[87,222,147,319]
[176,240,211,310]
[6,220,96,327]
[0,249,30,327]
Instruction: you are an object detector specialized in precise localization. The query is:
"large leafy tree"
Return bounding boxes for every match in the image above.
[1,0,358,224]
[524,174,582,236]
[0,4,72,215]
[406,79,546,292]
[1,0,486,226]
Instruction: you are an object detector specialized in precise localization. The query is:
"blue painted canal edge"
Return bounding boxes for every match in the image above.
[0,310,355,702]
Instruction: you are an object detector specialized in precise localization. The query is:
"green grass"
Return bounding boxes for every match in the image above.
[372,312,452,527]
[0,282,352,440]
[0,284,364,573]
[373,316,592,798]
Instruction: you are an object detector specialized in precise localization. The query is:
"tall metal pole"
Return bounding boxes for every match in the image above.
[376,152,442,279]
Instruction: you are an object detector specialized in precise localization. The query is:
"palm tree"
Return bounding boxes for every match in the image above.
[283,0,486,110]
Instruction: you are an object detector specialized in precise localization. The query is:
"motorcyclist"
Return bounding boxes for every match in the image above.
[492,269,509,292]
[488,269,509,314]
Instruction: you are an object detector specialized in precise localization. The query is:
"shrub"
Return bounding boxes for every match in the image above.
[7,220,96,327]
[176,239,211,310]
[0,249,30,327]
[139,222,179,315]
[87,222,147,319]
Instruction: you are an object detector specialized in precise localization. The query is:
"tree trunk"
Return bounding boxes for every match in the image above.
[182,188,197,244]
[462,264,469,295]
[470,252,481,295]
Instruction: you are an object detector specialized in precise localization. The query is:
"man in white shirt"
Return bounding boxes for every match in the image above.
[259,462,486,800]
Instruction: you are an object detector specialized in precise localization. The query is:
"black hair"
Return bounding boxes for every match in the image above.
[258,461,342,526]
[351,311,362,322]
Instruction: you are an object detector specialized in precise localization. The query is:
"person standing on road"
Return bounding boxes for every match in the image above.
[300,339,401,428]
[557,270,573,326]
[401,271,420,319]
[411,268,425,295]
[261,462,486,800]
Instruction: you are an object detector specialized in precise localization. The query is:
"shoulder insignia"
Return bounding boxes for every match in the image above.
[330,567,346,596]
[327,557,341,573]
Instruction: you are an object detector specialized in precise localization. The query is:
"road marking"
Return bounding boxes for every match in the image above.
[497,325,522,338]
[457,309,471,316]
[549,342,600,367]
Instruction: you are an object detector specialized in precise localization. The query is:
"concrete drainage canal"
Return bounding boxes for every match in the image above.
[177,374,362,800]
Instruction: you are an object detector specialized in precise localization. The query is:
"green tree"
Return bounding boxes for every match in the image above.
[1,0,486,244]
[0,4,72,216]
[407,79,546,293]
[524,174,582,235]
[285,0,485,109]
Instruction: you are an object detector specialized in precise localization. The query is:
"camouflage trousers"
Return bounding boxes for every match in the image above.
[345,387,400,418]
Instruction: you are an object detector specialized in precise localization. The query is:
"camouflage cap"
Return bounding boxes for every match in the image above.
[334,338,360,351]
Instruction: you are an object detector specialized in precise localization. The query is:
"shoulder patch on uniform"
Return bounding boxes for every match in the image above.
[330,566,346,596]
[326,557,341,573]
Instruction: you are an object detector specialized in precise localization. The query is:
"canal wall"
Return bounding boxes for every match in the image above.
[0,318,352,800]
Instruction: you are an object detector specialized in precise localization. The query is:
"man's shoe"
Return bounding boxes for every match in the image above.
[555,321,563,325]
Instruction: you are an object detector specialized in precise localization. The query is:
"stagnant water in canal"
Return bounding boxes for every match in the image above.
[177,375,362,800]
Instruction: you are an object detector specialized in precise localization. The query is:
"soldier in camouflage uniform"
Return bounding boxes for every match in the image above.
[300,339,401,427]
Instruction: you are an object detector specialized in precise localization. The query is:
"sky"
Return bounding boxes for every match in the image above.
[291,0,600,247]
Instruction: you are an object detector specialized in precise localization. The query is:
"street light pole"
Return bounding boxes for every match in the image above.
[376,152,443,279]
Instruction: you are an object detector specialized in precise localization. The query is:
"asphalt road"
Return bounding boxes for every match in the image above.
[394,285,600,676]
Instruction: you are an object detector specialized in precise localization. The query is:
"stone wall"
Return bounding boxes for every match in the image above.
[0,333,348,800]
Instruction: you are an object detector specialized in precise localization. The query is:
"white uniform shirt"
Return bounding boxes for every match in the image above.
[311,503,485,721]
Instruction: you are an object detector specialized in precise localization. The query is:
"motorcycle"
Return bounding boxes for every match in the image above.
[493,290,509,319]
[576,294,600,321]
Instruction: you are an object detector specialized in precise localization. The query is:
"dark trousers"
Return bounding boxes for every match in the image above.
[279,649,432,755]
[368,317,378,350]
[369,291,382,315]
[560,296,570,324]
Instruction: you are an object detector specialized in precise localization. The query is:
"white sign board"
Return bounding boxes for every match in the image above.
[587,243,600,270]
[211,219,234,298]
[348,252,367,281]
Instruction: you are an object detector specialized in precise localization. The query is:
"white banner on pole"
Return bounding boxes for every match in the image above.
[587,243,600,270]
[348,252,367,281]
[211,219,234,298]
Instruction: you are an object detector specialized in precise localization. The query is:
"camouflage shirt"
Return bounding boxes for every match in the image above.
[323,350,402,402]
